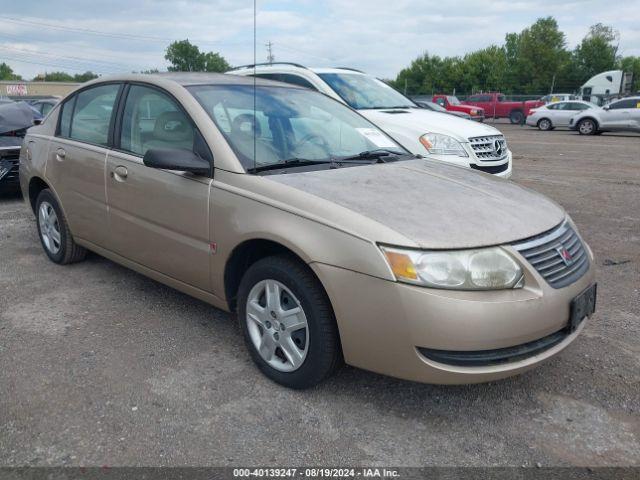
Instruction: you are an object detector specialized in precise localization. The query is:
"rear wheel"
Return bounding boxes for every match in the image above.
[237,255,341,389]
[578,118,597,135]
[537,118,552,131]
[35,189,86,264]
[509,110,524,124]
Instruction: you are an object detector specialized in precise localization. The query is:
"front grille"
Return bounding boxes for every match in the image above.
[0,148,21,184]
[512,221,589,289]
[468,135,508,161]
[470,162,508,174]
[417,327,569,367]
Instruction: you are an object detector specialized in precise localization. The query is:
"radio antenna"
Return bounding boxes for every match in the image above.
[253,0,257,171]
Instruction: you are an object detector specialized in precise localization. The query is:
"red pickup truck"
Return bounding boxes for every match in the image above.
[462,92,544,124]
[431,95,484,121]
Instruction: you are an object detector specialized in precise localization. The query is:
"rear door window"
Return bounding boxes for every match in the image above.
[66,84,120,146]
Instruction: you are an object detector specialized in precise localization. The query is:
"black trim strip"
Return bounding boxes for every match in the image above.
[417,328,569,367]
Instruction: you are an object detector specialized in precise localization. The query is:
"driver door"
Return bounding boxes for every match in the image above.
[105,84,212,291]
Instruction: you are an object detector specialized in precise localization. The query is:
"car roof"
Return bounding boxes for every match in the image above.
[83,72,304,89]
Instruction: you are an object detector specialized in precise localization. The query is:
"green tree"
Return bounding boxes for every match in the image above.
[36,71,75,82]
[619,56,640,92]
[571,24,619,83]
[505,17,571,94]
[165,39,230,72]
[202,51,230,72]
[73,71,99,82]
[0,62,22,80]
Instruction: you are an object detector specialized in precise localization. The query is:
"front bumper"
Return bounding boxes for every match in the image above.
[0,147,21,192]
[427,149,512,179]
[311,245,595,385]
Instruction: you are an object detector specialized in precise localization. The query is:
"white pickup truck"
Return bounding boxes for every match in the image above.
[230,63,512,178]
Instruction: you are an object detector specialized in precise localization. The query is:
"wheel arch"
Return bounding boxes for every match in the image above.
[27,176,51,214]
[578,116,599,129]
[537,117,553,128]
[224,238,319,313]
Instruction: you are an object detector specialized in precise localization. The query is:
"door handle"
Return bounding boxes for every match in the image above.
[55,148,66,161]
[111,166,128,182]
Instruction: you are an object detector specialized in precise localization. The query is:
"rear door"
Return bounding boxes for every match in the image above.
[105,83,212,290]
[46,83,122,246]
[602,99,636,130]
[555,102,579,126]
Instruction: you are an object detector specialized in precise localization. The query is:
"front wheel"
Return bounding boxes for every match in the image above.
[237,255,341,389]
[578,119,597,135]
[537,118,552,131]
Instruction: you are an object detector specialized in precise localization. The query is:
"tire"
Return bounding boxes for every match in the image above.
[578,118,597,135]
[537,118,552,131]
[35,189,87,264]
[237,254,341,389]
[509,110,524,124]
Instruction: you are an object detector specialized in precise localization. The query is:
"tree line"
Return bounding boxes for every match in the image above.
[388,17,640,96]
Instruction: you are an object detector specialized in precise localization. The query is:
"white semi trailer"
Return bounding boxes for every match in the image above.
[579,70,634,105]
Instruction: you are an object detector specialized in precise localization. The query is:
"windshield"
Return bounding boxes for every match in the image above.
[188,84,406,171]
[447,96,461,105]
[423,101,446,112]
[317,73,415,110]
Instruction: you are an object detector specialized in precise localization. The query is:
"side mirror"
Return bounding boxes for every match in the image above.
[143,148,211,176]
[603,105,610,111]
[33,118,43,125]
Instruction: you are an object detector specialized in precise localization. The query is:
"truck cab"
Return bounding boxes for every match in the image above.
[432,95,484,121]
[464,93,543,124]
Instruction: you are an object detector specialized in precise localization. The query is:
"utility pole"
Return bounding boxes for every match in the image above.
[265,41,275,64]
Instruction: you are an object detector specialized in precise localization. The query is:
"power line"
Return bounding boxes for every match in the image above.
[0,44,134,70]
[0,54,114,74]
[0,16,246,47]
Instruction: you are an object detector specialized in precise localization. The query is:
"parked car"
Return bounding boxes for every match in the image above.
[230,64,513,177]
[539,94,578,104]
[569,96,640,135]
[21,73,596,388]
[30,98,59,117]
[414,100,472,120]
[526,101,596,130]
[0,101,37,194]
[432,94,484,121]
[463,92,544,124]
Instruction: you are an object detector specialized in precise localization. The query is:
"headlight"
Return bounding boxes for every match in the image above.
[380,246,523,290]
[419,133,468,157]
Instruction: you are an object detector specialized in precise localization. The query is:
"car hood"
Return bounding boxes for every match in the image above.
[268,159,565,249]
[0,101,36,134]
[360,109,500,141]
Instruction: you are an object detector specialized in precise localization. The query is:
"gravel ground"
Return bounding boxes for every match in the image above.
[0,124,638,467]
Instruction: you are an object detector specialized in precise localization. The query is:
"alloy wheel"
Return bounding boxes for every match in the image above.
[579,120,595,135]
[539,119,551,130]
[245,279,309,372]
[38,201,61,254]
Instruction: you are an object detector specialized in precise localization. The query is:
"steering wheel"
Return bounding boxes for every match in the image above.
[293,133,331,155]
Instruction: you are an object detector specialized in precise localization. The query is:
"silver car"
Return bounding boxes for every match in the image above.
[526,101,595,130]
[569,96,640,135]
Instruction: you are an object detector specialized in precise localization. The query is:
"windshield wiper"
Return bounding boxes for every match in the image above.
[336,149,407,163]
[246,158,332,173]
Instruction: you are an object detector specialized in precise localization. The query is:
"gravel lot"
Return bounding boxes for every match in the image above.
[0,124,638,467]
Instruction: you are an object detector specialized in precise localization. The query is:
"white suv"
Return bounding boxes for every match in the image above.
[229,64,513,178]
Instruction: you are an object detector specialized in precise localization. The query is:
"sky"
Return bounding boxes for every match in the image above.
[1,0,639,80]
